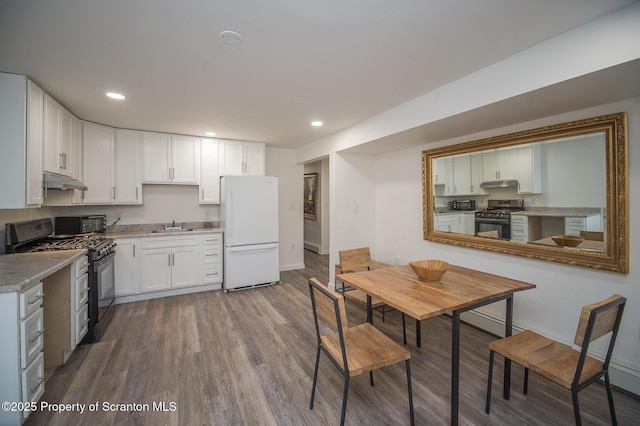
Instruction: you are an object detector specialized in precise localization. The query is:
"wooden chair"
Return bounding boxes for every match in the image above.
[486,294,626,425]
[477,230,500,239]
[580,230,604,241]
[335,247,410,344]
[308,278,415,426]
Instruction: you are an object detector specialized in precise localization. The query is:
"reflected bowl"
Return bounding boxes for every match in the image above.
[551,235,584,247]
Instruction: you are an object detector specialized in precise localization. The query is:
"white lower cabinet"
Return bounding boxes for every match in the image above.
[0,282,45,424]
[510,215,529,243]
[565,215,602,236]
[113,233,224,301]
[435,214,460,233]
[71,256,89,349]
[201,233,223,285]
[139,239,199,292]
[114,238,138,296]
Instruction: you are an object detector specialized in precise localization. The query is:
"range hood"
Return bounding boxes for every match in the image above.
[480,179,518,189]
[43,172,88,191]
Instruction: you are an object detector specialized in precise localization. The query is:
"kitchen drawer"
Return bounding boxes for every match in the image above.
[21,351,45,410]
[20,282,44,319]
[203,265,222,283]
[20,308,44,369]
[202,233,222,245]
[75,303,89,344]
[75,273,89,308]
[141,235,199,250]
[75,255,89,277]
[202,246,222,264]
[565,217,586,227]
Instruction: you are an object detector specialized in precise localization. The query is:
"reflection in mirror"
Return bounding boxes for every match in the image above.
[422,113,628,273]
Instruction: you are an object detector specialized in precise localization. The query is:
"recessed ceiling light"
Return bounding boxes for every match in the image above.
[311,121,323,127]
[106,92,125,100]
[220,30,242,45]
[205,131,216,137]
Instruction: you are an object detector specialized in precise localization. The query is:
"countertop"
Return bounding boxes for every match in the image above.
[106,227,224,239]
[511,208,602,217]
[0,249,87,293]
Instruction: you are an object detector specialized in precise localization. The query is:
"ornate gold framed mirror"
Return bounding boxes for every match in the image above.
[422,112,628,273]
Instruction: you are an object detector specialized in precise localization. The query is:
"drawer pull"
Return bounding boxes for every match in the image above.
[206,272,219,276]
[29,329,46,343]
[30,376,46,394]
[205,253,218,257]
[28,294,45,305]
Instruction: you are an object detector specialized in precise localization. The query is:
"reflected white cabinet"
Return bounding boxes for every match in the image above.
[114,238,138,296]
[565,215,602,236]
[514,143,542,194]
[115,129,142,204]
[219,140,265,176]
[143,132,199,184]
[459,213,475,236]
[0,74,45,208]
[199,138,220,204]
[435,214,459,233]
[82,122,115,204]
[43,94,73,176]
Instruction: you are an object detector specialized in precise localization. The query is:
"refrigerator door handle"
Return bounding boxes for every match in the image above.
[227,243,278,252]
[226,189,232,237]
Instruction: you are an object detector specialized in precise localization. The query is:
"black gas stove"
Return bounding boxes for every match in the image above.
[5,218,116,343]
[475,199,524,240]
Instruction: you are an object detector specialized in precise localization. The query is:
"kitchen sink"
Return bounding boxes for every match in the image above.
[150,228,194,233]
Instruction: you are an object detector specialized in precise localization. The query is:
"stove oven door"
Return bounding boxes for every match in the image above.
[88,252,115,342]
[475,218,511,240]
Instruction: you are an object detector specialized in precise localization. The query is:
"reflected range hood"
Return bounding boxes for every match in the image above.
[480,179,518,189]
[43,172,88,191]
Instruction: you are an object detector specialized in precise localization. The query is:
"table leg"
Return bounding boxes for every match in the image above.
[503,295,513,400]
[367,295,373,324]
[416,319,421,347]
[451,310,460,426]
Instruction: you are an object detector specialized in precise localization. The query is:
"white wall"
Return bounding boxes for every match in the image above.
[267,147,305,271]
[373,98,640,393]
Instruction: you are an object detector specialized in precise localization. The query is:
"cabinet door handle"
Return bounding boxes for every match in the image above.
[168,253,171,266]
[28,294,45,306]
[136,187,139,200]
[29,328,46,343]
[132,244,136,257]
[59,153,64,169]
[31,376,46,394]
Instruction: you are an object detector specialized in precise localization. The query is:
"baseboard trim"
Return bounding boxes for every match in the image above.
[115,284,221,304]
[280,263,305,271]
[461,310,640,396]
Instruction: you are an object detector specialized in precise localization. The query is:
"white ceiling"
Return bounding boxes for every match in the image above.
[0,0,637,149]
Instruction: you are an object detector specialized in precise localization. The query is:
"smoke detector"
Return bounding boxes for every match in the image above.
[220,31,242,45]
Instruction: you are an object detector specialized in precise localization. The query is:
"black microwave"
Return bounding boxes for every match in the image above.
[55,215,106,235]
[448,200,476,211]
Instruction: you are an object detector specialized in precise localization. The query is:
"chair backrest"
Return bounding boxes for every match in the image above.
[580,230,604,241]
[574,294,626,347]
[309,278,348,333]
[477,230,500,239]
[339,247,372,273]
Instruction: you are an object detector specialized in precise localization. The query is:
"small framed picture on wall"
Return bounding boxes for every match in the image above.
[304,173,318,220]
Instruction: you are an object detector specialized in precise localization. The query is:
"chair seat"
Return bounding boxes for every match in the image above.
[343,289,385,309]
[489,330,604,389]
[321,323,411,377]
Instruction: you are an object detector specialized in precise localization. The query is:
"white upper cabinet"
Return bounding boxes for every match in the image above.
[143,132,199,184]
[82,122,115,204]
[115,129,142,204]
[0,73,44,208]
[43,94,73,176]
[219,140,265,176]
[513,143,542,194]
[199,138,220,204]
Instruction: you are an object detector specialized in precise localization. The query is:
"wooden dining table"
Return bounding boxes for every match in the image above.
[337,264,536,426]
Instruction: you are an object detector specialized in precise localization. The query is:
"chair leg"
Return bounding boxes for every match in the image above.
[310,346,321,409]
[370,371,374,386]
[571,388,582,426]
[402,313,407,345]
[382,305,386,323]
[486,350,495,414]
[416,319,421,347]
[604,372,618,425]
[523,367,529,394]
[406,359,415,426]
[340,375,350,426]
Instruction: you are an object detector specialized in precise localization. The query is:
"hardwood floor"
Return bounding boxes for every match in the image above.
[27,250,639,425]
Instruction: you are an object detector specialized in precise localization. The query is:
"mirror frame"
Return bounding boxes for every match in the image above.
[422,112,628,273]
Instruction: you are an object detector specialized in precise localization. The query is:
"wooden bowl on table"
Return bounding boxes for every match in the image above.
[409,260,450,282]
[551,235,584,247]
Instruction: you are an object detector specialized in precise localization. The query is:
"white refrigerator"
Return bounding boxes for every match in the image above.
[220,176,280,291]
